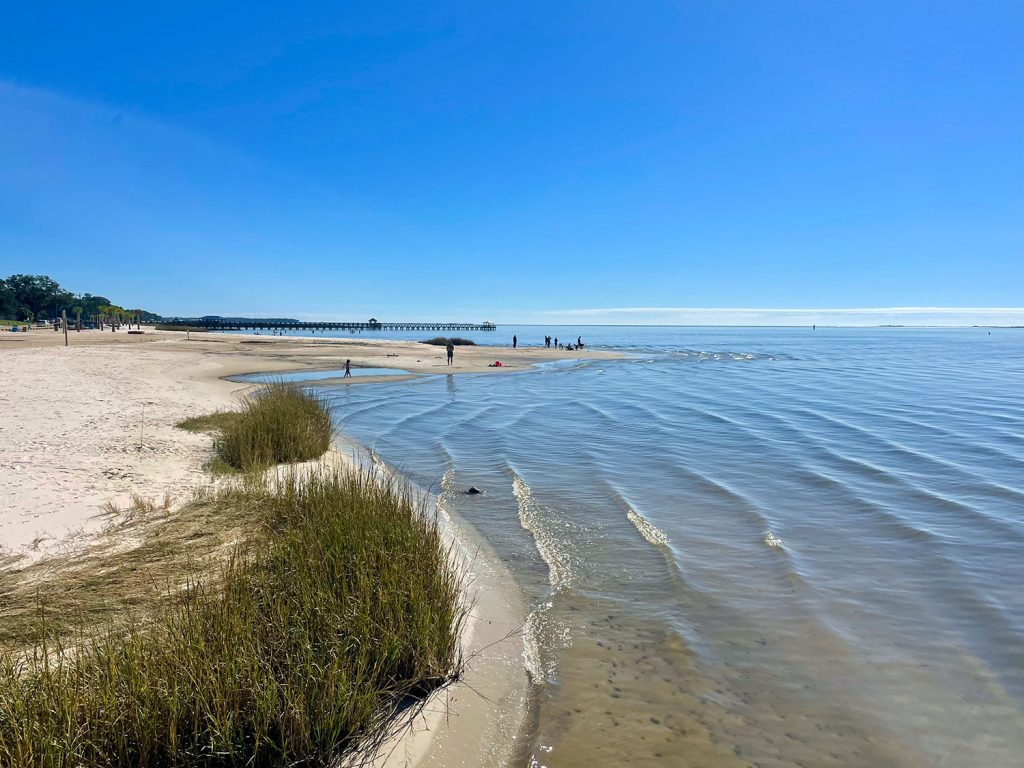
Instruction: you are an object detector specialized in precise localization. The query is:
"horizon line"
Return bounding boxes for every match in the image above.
[537,306,1024,315]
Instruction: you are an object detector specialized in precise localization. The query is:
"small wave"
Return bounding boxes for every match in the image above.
[440,466,456,497]
[367,447,397,481]
[522,601,554,684]
[763,531,784,548]
[434,467,457,525]
[521,599,572,686]
[513,472,576,688]
[513,473,573,588]
[627,508,670,547]
[671,348,778,363]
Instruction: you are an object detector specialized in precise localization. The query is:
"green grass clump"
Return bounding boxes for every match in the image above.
[0,469,465,767]
[422,336,476,346]
[175,412,241,433]
[179,384,332,472]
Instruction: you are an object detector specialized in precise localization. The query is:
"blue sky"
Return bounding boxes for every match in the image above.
[1,1,1021,324]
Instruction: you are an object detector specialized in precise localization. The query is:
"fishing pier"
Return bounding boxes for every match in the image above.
[176,317,497,333]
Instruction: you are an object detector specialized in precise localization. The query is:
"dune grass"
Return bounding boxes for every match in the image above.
[177,384,333,472]
[422,336,476,346]
[0,469,465,767]
[175,411,242,434]
[0,493,257,651]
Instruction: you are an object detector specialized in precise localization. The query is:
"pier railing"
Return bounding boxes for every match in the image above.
[171,318,497,332]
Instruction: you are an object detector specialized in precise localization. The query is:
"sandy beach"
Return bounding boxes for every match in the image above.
[0,326,619,766]
[0,327,619,556]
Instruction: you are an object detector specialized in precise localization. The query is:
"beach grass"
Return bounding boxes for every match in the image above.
[423,336,476,346]
[175,411,242,433]
[177,384,333,472]
[0,469,465,767]
[0,493,255,650]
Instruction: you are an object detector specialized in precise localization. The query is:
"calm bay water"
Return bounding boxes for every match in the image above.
[313,327,1024,767]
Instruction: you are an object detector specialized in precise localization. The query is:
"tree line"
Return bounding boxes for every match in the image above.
[0,274,161,326]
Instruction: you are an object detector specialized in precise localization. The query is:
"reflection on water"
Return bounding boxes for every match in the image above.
[315,328,1024,767]
[229,366,408,383]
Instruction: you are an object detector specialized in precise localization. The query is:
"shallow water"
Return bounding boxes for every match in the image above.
[315,327,1024,767]
[228,366,408,383]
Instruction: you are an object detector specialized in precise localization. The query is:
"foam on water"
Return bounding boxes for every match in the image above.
[521,600,556,684]
[513,472,577,686]
[367,447,388,475]
[435,467,458,529]
[627,508,670,547]
[513,473,573,588]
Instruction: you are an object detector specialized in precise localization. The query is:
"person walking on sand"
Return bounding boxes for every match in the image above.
[446,341,454,366]
[344,359,352,378]
[577,336,582,348]
[554,337,558,349]
[513,334,517,349]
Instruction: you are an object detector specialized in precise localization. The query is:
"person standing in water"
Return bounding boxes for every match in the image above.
[446,341,454,366]
[513,334,517,349]
[344,359,352,377]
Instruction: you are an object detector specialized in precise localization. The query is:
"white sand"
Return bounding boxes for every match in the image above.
[0,343,241,560]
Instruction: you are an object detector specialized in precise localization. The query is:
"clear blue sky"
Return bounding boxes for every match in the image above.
[1,1,1021,323]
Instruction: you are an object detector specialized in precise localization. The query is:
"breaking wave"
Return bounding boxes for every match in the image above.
[513,473,573,588]
[627,508,670,547]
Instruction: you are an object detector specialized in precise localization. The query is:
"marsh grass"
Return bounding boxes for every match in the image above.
[175,412,242,434]
[422,337,476,346]
[0,494,257,650]
[0,469,465,767]
[177,384,333,472]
